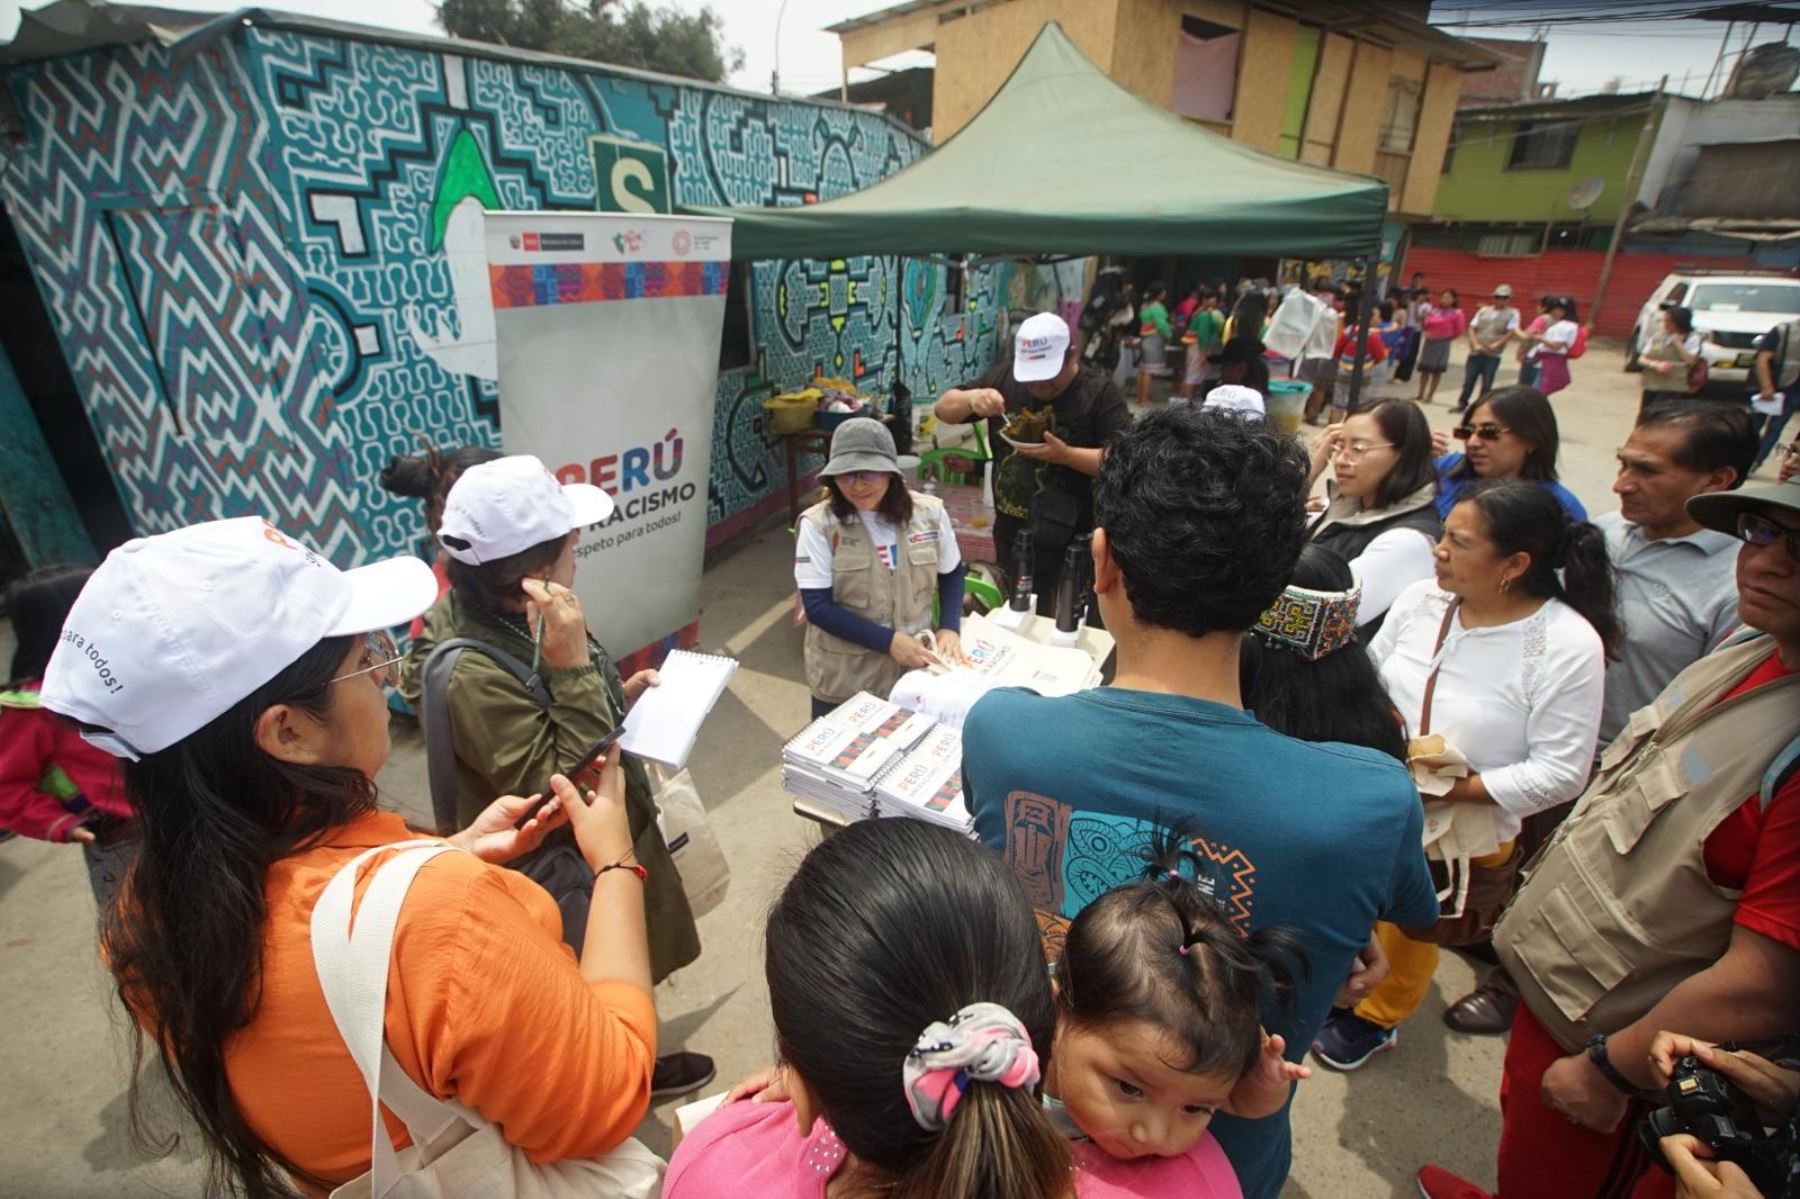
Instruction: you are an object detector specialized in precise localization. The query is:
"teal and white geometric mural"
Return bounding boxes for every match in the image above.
[0,17,1007,564]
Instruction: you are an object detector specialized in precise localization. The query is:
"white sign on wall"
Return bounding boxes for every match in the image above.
[485,211,734,658]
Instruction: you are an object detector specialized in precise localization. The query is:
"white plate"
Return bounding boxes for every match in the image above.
[998,432,1050,450]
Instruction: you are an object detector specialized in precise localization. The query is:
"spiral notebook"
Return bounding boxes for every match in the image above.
[617,649,738,771]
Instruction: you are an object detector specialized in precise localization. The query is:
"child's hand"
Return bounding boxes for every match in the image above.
[1225,1032,1311,1120]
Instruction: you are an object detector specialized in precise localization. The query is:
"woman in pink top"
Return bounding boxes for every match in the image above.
[1413,289,1467,406]
[667,820,1243,1198]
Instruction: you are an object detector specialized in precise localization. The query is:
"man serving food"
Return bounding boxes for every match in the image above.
[934,312,1131,616]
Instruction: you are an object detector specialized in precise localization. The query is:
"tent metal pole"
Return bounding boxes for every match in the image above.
[1347,251,1375,412]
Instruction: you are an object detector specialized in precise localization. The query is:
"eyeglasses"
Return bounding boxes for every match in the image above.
[840,470,893,487]
[1454,422,1511,443]
[331,631,402,688]
[1337,440,1395,459]
[1737,512,1800,558]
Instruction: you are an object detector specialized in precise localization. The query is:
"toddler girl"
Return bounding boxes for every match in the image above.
[1047,840,1311,1196]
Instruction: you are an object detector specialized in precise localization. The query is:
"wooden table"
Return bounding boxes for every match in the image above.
[780,427,832,529]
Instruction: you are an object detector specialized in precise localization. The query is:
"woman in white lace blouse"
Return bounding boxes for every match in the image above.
[1309,480,1620,1073]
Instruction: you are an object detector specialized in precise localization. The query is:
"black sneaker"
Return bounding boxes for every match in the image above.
[1310,1011,1397,1071]
[651,1051,717,1098]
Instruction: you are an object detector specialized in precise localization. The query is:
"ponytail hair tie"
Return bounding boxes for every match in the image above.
[1177,943,1192,956]
[903,1002,1041,1132]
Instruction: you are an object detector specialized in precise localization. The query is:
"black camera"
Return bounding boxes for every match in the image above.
[1640,1054,1788,1195]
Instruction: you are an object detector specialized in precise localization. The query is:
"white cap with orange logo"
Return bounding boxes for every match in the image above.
[40,517,438,759]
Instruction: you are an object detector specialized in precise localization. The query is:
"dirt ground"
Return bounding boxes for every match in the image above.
[0,336,1775,1198]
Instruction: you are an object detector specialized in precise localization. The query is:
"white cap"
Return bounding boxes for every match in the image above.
[1012,313,1071,383]
[438,454,615,565]
[40,517,439,759]
[1201,385,1267,419]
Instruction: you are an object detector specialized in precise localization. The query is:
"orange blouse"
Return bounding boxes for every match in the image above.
[225,811,655,1188]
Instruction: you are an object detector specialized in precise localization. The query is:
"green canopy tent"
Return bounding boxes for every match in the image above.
[685,21,1388,261]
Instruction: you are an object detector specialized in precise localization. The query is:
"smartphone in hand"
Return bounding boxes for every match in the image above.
[515,727,625,828]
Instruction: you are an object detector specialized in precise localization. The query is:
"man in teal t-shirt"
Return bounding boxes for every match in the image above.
[963,408,1438,1199]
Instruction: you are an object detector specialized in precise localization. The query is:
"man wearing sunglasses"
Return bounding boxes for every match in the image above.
[1420,474,1800,1199]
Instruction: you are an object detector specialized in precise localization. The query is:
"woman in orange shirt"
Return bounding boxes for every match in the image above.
[41,517,658,1197]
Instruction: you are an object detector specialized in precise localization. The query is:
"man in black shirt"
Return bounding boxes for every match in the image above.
[934,312,1131,615]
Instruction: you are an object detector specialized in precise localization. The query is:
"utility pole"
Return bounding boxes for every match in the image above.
[771,0,791,95]
[1590,77,1666,338]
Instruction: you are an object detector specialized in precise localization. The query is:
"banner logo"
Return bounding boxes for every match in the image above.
[672,229,693,256]
[518,232,586,252]
[612,229,645,255]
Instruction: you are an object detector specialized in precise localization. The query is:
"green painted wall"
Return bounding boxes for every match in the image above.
[1434,106,1652,224]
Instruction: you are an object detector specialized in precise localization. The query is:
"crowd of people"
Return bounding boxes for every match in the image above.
[1,292,1798,1199]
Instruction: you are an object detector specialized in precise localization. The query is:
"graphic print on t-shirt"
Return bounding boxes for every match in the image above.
[1003,792,1258,929]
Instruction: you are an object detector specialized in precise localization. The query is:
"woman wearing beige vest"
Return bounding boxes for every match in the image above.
[795,418,969,718]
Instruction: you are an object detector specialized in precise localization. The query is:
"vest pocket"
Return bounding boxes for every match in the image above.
[1510,882,1633,1025]
[1600,754,1687,856]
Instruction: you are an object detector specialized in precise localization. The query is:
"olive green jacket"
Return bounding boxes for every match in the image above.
[398,591,700,982]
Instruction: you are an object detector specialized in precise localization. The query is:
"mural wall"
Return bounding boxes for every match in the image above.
[0,22,1007,566]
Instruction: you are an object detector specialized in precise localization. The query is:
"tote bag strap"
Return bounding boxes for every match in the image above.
[1417,598,1461,738]
[311,841,467,1198]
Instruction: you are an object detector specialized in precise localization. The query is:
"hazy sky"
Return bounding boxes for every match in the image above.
[8,0,1793,100]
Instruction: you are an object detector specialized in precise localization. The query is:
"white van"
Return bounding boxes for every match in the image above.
[1627,272,1800,386]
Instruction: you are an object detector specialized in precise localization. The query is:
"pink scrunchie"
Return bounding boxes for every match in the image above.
[902,1002,1041,1132]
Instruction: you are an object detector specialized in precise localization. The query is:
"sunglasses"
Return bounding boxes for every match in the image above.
[1454,422,1511,443]
[1737,512,1800,558]
[331,630,402,688]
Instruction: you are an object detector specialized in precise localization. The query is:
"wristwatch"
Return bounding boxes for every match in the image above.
[1586,1034,1642,1096]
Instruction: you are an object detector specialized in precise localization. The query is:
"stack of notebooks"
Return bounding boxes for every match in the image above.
[874,723,972,834]
[782,694,974,834]
[781,693,935,823]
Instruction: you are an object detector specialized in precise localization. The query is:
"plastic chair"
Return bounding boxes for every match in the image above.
[918,423,993,487]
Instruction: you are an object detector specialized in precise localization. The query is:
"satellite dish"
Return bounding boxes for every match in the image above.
[1567,176,1606,212]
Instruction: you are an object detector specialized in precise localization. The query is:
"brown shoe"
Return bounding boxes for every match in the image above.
[1444,969,1517,1035]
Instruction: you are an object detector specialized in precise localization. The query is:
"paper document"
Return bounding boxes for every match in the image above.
[1752,390,1787,417]
[618,650,738,770]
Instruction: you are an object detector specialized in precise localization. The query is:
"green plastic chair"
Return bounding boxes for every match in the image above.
[918,422,992,487]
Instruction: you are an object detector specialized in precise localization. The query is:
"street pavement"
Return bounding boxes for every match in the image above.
[0,337,1775,1197]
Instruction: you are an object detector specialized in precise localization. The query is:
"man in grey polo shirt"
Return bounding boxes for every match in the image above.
[1595,401,1760,746]
[1443,400,1757,1035]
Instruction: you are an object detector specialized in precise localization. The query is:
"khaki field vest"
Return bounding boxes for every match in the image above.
[1496,633,1800,1053]
[801,494,945,704]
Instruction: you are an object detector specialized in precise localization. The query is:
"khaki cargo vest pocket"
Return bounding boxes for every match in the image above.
[1512,883,1634,1025]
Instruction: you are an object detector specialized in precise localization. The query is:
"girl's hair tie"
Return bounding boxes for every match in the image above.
[903,1002,1040,1132]
[1177,943,1191,956]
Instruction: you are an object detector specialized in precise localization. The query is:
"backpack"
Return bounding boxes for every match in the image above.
[1569,325,1590,359]
[418,637,596,951]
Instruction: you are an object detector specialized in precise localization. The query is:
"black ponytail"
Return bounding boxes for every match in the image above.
[1463,480,1623,658]
[1556,520,1622,659]
[1057,827,1309,1081]
[379,441,502,536]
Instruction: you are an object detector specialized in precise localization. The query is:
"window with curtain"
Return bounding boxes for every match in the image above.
[1171,15,1239,123]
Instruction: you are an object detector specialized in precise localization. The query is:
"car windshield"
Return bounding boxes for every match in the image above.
[1688,282,1800,315]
